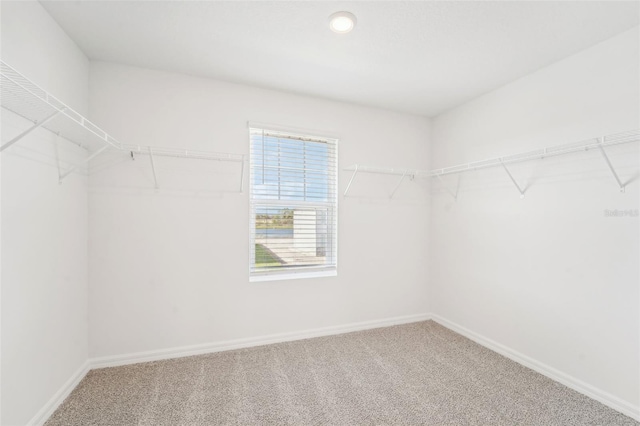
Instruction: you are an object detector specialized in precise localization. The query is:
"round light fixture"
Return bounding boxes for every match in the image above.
[329,11,356,34]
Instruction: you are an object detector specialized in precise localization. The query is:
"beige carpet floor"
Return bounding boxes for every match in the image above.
[46,321,637,425]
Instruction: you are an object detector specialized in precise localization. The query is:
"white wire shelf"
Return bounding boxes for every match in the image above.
[123,144,244,162]
[123,145,246,191]
[1,61,121,153]
[344,129,640,198]
[342,164,423,198]
[428,129,640,177]
[343,164,421,177]
[1,61,246,189]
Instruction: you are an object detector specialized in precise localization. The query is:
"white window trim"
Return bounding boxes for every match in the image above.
[250,268,337,283]
[248,124,338,282]
[247,121,339,142]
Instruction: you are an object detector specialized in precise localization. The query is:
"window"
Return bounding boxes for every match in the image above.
[249,126,337,281]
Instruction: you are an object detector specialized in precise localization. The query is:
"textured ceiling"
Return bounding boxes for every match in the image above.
[39,1,639,117]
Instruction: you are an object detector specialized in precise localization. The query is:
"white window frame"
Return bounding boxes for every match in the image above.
[248,125,338,282]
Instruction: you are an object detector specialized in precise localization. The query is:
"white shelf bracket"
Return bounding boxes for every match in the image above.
[436,174,458,201]
[598,141,625,193]
[344,164,359,197]
[1,109,64,152]
[53,132,62,181]
[389,169,408,199]
[148,147,159,189]
[500,160,526,199]
[59,144,110,183]
[240,154,246,193]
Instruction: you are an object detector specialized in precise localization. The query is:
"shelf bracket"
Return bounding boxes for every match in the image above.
[53,132,62,181]
[436,174,458,201]
[344,164,359,196]
[500,160,526,199]
[59,144,110,183]
[240,154,246,193]
[148,147,159,189]
[389,169,408,199]
[598,142,625,193]
[1,109,64,152]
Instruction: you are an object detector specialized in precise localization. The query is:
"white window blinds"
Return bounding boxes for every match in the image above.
[249,127,338,281]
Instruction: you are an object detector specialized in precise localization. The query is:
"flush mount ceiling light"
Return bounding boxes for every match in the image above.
[329,11,357,34]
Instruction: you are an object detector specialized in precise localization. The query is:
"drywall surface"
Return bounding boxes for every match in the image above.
[1,2,90,425]
[430,27,639,412]
[88,62,431,358]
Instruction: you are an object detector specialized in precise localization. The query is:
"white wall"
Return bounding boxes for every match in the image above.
[7,3,634,422]
[1,1,90,425]
[88,62,431,359]
[430,26,639,414]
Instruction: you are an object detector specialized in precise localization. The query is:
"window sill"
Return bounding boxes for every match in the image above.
[250,269,337,283]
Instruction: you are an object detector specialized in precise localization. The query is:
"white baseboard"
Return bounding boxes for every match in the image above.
[34,313,637,425]
[27,360,91,426]
[90,313,432,369]
[29,313,429,425]
[431,314,640,422]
